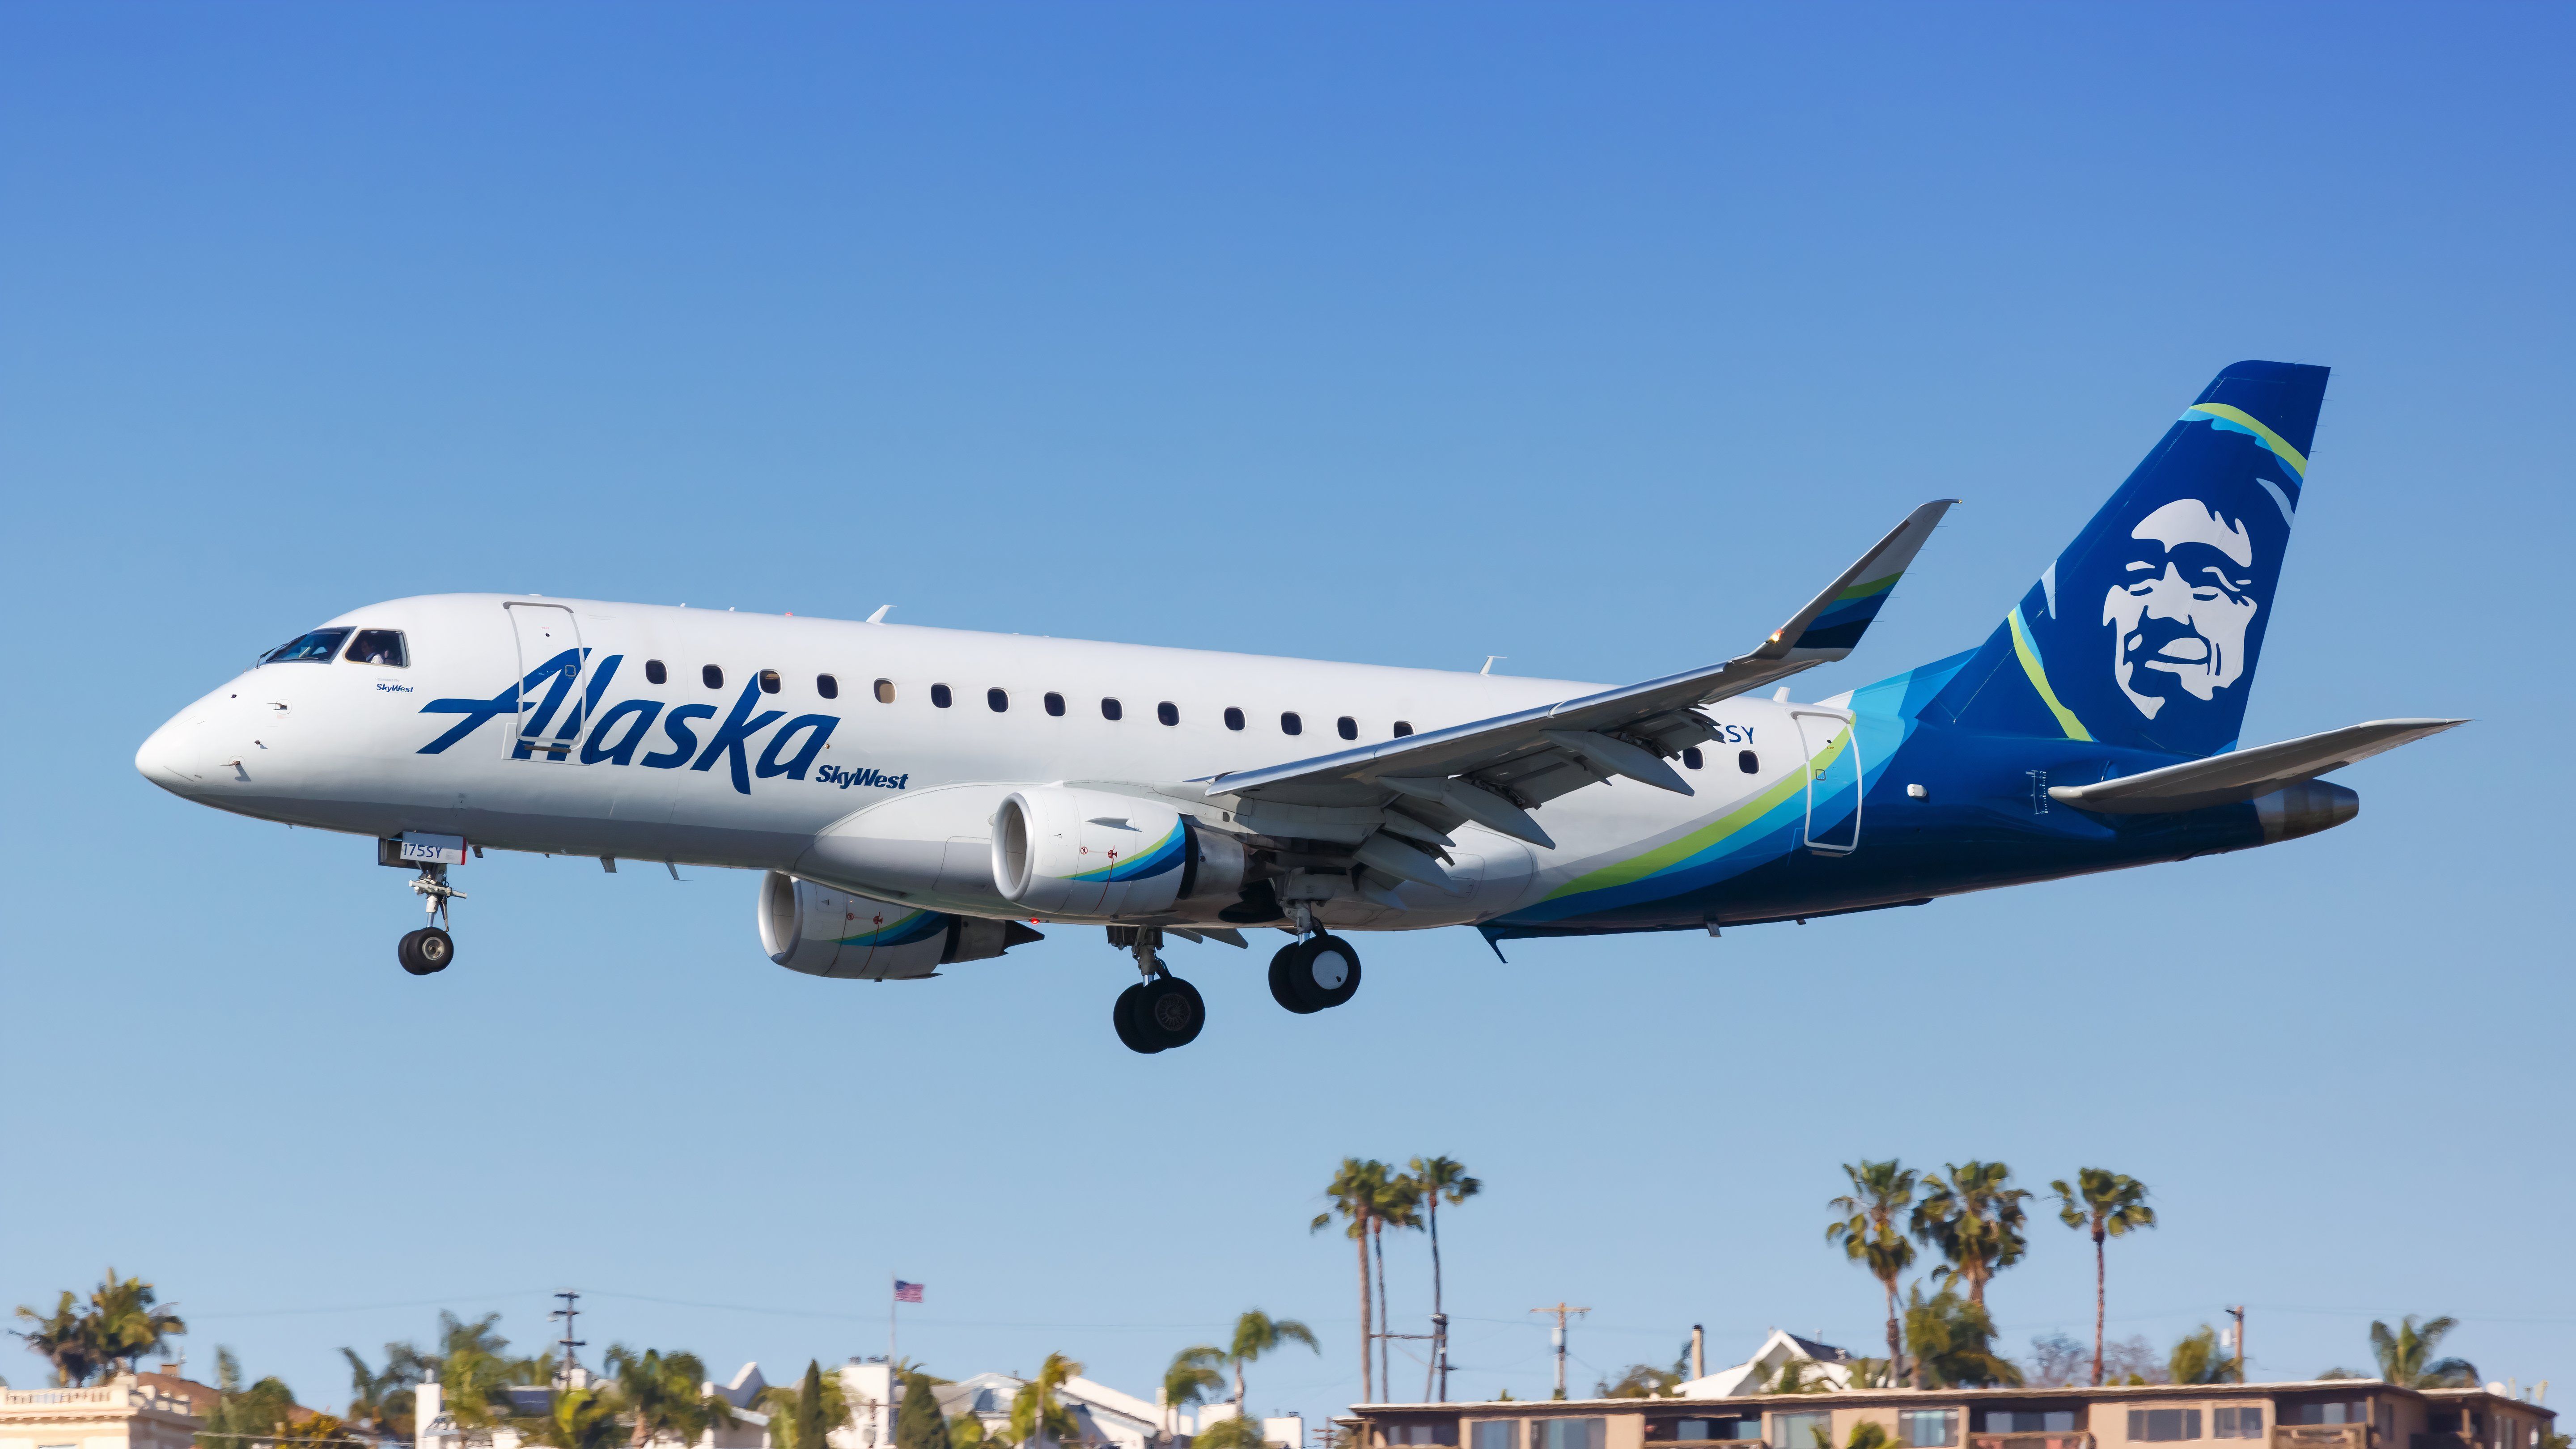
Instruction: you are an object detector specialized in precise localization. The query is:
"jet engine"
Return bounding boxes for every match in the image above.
[990,787,1246,920]
[758,871,1040,980]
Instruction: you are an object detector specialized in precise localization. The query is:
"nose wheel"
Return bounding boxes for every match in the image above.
[1269,933,1361,1013]
[398,862,466,976]
[1109,927,1205,1053]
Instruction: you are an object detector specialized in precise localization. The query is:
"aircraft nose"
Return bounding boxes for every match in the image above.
[135,713,204,795]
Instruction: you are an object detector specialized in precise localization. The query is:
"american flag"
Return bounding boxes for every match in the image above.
[894,1280,924,1303]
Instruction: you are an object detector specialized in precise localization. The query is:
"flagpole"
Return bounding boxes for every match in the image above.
[890,1273,898,1370]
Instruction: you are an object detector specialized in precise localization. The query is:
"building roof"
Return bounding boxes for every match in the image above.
[1351,1378,2555,1419]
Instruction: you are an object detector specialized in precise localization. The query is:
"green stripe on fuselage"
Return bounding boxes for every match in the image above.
[1540,725,1850,903]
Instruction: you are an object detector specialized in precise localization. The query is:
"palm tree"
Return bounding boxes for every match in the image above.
[1826,1159,1919,1381]
[1313,1159,1391,1403]
[1407,1157,1481,1402]
[199,1348,299,1449]
[1007,1353,1083,1449]
[2369,1316,2478,1388]
[605,1346,733,1449]
[1217,1311,1317,1417]
[1372,1174,1423,1395]
[518,1388,625,1449]
[90,1271,187,1376]
[340,1347,422,1441]
[1161,1349,1224,1437]
[12,1291,102,1387]
[1911,1163,2032,1308]
[2169,1326,2233,1386]
[2050,1168,2157,1387]
[1902,1284,2023,1388]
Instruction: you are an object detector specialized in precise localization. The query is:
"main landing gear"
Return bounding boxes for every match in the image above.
[1111,927,1205,1054]
[1269,932,1362,1013]
[398,862,466,976]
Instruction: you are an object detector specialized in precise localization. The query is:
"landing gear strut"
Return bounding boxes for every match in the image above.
[398,863,465,976]
[1110,927,1204,1053]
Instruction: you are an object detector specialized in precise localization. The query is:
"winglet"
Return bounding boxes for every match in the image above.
[1755,500,1956,661]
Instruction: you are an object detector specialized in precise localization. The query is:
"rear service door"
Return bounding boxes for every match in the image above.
[1792,708,1861,854]
[503,602,589,761]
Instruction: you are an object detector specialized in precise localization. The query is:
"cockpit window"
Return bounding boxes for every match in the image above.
[345,629,408,667]
[263,628,351,664]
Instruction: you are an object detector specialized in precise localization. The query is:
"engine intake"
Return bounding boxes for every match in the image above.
[991,787,1245,920]
[759,871,1039,979]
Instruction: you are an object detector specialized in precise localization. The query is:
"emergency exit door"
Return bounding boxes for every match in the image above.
[503,602,588,761]
[1791,708,1861,854]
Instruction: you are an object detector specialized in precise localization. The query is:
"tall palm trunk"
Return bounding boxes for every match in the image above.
[1356,1215,1374,1403]
[1882,1277,1902,1386]
[1426,1200,1444,1402]
[1372,1220,1390,1398]
[2090,1229,2107,1386]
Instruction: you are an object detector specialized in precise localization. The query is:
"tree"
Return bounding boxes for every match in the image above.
[2023,1333,2090,1389]
[1192,1419,1272,1449]
[2050,1169,2156,1387]
[90,1272,187,1377]
[433,1315,548,1439]
[949,1415,999,1449]
[199,1348,300,1449]
[339,1347,424,1441]
[1846,1424,1891,1449]
[897,1371,953,1449]
[1903,1286,2023,1389]
[2369,1316,2478,1389]
[1911,1164,2032,1309]
[1407,1157,1481,1401]
[1006,1353,1083,1449]
[1213,1312,1317,1418]
[758,1362,848,1449]
[1313,1159,1391,1403]
[2169,1327,2235,1386]
[1372,1176,1423,1397]
[1595,1364,1680,1399]
[518,1390,625,1449]
[605,1346,733,1449]
[1827,1160,1920,1382]
[1162,1348,1224,1436]
[1761,1360,1837,1395]
[12,1292,102,1388]
[278,1416,356,1449]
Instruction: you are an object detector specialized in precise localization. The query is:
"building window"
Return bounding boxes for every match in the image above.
[2214,1409,2264,1439]
[1535,1422,1603,1449]
[1388,1428,1457,1446]
[1774,1414,1830,1449]
[987,687,1009,712]
[1739,750,1759,773]
[1901,1410,1959,1448]
[2128,1411,2202,1442]
[1672,1422,1762,1443]
[817,674,839,699]
[1338,716,1359,740]
[1224,707,1246,731]
[1470,1425,1517,1449]
[1978,1413,2075,1435]
[1682,747,1703,770]
[931,684,952,708]
[1102,698,1123,721]
[1281,712,1303,735]
[703,665,724,689]
[646,659,668,685]
[1044,692,1066,716]
[760,669,782,694]
[874,679,896,703]
[1157,701,1179,726]
[2290,1405,2364,1428]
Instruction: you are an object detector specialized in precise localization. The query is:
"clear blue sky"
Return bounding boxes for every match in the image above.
[5,0,2571,1421]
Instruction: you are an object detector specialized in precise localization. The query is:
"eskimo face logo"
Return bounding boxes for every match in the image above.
[2101,498,2259,719]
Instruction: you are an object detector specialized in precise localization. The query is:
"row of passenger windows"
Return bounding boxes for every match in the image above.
[638,659,1760,772]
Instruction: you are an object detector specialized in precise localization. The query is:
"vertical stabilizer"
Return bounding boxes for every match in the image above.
[1926,360,2329,758]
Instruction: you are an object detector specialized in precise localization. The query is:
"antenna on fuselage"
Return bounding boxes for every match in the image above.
[868,605,895,623]
[1480,655,1505,674]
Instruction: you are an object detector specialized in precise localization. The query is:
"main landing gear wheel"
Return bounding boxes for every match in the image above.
[1114,976,1206,1053]
[1271,934,1361,1012]
[398,926,455,976]
[1113,983,1159,1053]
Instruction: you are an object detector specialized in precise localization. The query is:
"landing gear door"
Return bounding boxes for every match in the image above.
[502,602,588,762]
[1791,708,1861,855]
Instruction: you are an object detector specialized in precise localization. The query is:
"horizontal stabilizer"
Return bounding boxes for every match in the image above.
[2047,718,2466,814]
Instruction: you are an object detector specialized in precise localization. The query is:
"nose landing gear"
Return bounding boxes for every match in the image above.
[398,862,466,976]
[1109,927,1205,1053]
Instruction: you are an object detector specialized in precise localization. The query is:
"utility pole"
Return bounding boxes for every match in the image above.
[549,1290,586,1389]
[2225,1306,2246,1383]
[1530,1304,1590,1400]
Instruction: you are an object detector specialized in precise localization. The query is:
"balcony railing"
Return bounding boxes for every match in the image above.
[1971,1433,2095,1449]
[3,1382,195,1415]
[2276,1429,2372,1449]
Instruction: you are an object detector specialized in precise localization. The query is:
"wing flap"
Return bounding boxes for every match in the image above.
[2047,718,2466,814]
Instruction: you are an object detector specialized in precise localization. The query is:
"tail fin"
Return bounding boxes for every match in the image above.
[1926,360,2329,758]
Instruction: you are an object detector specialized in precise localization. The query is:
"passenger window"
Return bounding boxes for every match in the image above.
[987,687,1008,712]
[1739,750,1759,773]
[262,628,351,664]
[1224,707,1246,731]
[1281,712,1303,735]
[1393,720,1414,737]
[1044,692,1066,716]
[1102,698,1123,721]
[817,674,839,699]
[931,684,953,708]
[1337,716,1357,740]
[1157,701,1179,726]
[875,679,896,703]
[703,665,724,689]
[759,669,782,695]
[345,629,408,667]
[1683,747,1703,770]
[646,659,669,685]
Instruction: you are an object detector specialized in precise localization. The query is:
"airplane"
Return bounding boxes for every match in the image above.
[135,360,2461,1053]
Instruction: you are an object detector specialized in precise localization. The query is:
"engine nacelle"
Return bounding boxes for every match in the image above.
[758,871,1039,980]
[990,787,1246,921]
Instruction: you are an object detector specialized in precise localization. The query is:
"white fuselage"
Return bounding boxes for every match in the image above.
[136,593,1814,931]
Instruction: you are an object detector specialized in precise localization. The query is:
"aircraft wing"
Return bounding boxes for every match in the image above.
[2046,718,2467,814]
[1201,500,1955,848]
